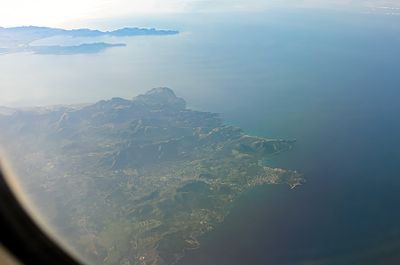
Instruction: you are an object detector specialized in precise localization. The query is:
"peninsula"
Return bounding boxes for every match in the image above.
[0,26,179,55]
[0,88,304,265]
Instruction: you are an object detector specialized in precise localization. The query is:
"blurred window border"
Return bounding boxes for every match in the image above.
[0,164,83,265]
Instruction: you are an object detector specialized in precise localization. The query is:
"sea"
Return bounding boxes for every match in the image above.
[1,8,400,265]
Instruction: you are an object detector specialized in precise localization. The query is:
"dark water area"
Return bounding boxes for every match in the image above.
[177,11,400,265]
[179,94,400,265]
[2,8,400,265]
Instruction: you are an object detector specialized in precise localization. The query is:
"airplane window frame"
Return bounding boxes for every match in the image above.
[0,164,83,265]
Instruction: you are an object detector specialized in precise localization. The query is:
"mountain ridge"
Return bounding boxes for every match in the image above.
[0,87,303,265]
[0,25,179,38]
[0,26,179,55]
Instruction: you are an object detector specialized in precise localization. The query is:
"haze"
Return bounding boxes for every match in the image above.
[1,1,400,107]
[1,0,400,27]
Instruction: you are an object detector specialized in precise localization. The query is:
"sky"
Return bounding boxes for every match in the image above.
[0,0,399,27]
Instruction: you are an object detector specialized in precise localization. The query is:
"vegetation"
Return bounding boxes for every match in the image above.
[0,87,304,265]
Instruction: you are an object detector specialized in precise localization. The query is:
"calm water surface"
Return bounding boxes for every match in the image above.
[2,9,400,265]
[176,10,400,265]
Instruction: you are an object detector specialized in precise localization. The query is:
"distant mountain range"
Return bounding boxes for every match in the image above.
[30,42,127,55]
[0,26,179,38]
[0,26,179,55]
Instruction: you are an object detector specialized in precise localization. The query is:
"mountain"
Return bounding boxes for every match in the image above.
[0,26,179,55]
[133,87,187,110]
[29,42,126,55]
[0,87,303,265]
[0,26,179,40]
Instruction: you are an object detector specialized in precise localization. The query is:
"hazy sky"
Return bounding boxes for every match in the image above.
[1,0,399,27]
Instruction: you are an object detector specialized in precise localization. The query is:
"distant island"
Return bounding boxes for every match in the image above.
[30,42,127,55]
[0,26,179,55]
[0,88,304,265]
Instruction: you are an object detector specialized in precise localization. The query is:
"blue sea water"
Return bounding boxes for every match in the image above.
[2,8,400,265]
[173,10,400,265]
